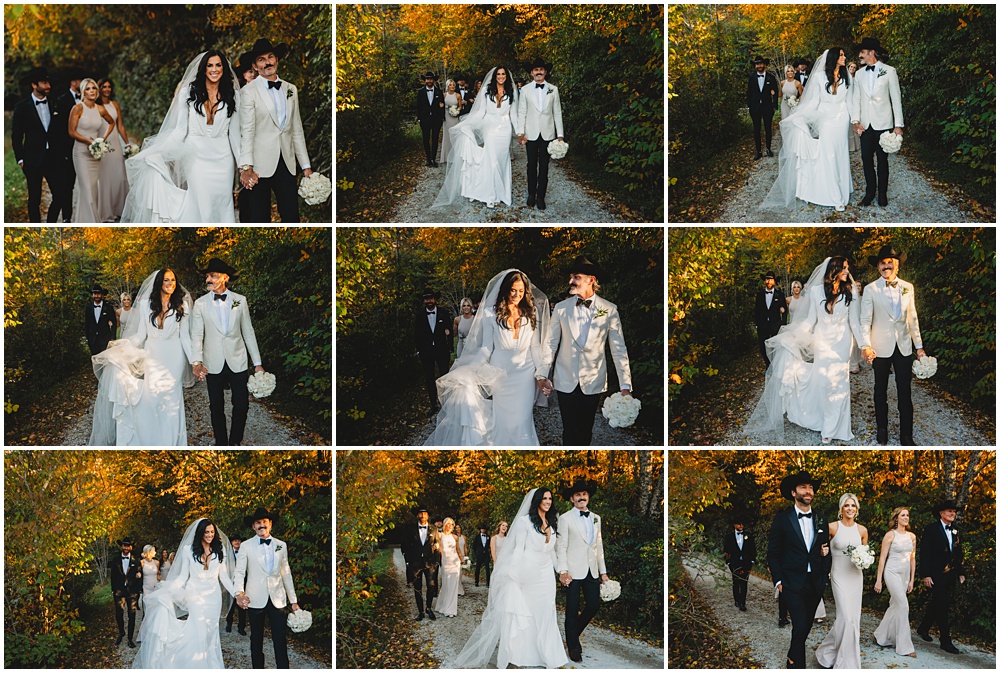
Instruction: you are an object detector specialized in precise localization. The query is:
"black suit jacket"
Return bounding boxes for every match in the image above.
[794,71,809,89]
[414,307,452,358]
[402,523,441,573]
[110,554,144,596]
[723,530,757,571]
[457,88,474,116]
[11,95,66,169]
[416,85,445,126]
[767,507,831,593]
[85,301,119,355]
[54,90,79,158]
[746,71,780,114]
[472,532,491,561]
[919,520,964,581]
[754,287,787,333]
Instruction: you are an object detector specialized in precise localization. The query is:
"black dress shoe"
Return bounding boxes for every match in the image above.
[226,624,232,633]
[766,149,774,157]
[537,198,546,210]
[739,604,748,612]
[426,160,432,167]
[778,619,790,627]
[527,195,535,207]
[941,643,960,654]
[916,629,932,642]
[431,160,439,167]
[414,613,424,621]
[239,629,248,636]
[900,436,916,446]
[569,647,583,662]
[876,427,888,445]
[116,635,124,646]
[426,608,436,620]
[861,195,875,206]
[129,640,137,648]
[878,195,888,207]
[754,152,762,160]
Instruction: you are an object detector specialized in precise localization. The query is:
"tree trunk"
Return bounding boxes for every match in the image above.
[608,450,618,482]
[636,450,653,517]
[942,450,957,499]
[909,451,920,490]
[955,450,985,522]
[648,468,664,518]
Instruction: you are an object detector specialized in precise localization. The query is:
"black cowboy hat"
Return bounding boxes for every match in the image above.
[420,71,439,81]
[234,51,256,74]
[561,479,598,501]
[729,514,747,525]
[779,470,822,500]
[528,57,552,73]
[565,255,605,280]
[198,257,240,279]
[856,37,889,57]
[867,245,907,267]
[116,538,134,547]
[91,284,109,295]
[933,500,961,515]
[793,58,809,69]
[411,505,430,515]
[229,534,244,543]
[752,56,771,66]
[62,66,86,81]
[249,38,289,61]
[244,506,278,528]
[20,66,50,87]
[420,288,441,300]
[761,270,776,280]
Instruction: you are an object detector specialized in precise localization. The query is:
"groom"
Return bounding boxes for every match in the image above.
[851,37,903,207]
[767,471,831,669]
[859,246,924,445]
[239,38,313,223]
[190,258,265,446]
[556,479,608,663]
[516,57,564,210]
[539,255,632,446]
[234,507,300,669]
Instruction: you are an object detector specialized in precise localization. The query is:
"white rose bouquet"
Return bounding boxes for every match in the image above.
[88,138,114,160]
[602,392,641,428]
[600,579,621,602]
[462,556,471,571]
[912,355,938,379]
[547,138,568,159]
[123,141,141,158]
[845,543,876,571]
[298,172,332,205]
[247,371,276,398]
[448,104,461,117]
[785,95,799,108]
[879,131,902,153]
[286,608,312,633]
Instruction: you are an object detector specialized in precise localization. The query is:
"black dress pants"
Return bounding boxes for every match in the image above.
[420,120,441,162]
[240,155,299,222]
[247,597,289,668]
[526,136,552,199]
[420,350,450,407]
[750,108,774,153]
[474,555,491,586]
[784,576,823,669]
[206,362,250,446]
[565,571,601,651]
[557,384,601,446]
[22,151,65,222]
[918,572,956,643]
[410,563,437,613]
[114,590,138,639]
[860,125,891,200]
[227,597,247,631]
[872,344,913,440]
[731,566,750,606]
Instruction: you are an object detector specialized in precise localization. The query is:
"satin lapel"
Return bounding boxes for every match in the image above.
[257,78,280,129]
[565,303,582,347]
[789,508,808,551]
[206,296,226,335]
[810,514,821,552]
[584,297,606,349]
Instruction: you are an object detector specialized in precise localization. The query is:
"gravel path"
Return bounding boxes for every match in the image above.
[392,134,621,223]
[723,362,991,446]
[680,553,995,669]
[719,128,973,223]
[63,379,300,446]
[392,548,662,669]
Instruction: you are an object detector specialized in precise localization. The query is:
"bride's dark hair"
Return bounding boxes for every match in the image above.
[188,49,237,119]
[190,519,225,564]
[822,256,853,314]
[824,48,850,93]
[494,270,537,331]
[528,488,559,537]
[485,66,514,106]
[149,268,185,326]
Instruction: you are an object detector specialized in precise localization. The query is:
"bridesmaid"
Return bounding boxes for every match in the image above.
[490,520,508,563]
[441,79,462,163]
[97,78,131,221]
[873,507,917,657]
[454,523,468,596]
[68,78,115,222]
[815,493,867,668]
[117,292,133,338]
[780,65,804,118]
[785,280,804,319]
[453,297,474,357]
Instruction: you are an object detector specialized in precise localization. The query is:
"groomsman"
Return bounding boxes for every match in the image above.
[53,66,84,222]
[917,500,965,654]
[415,71,445,167]
[402,506,440,621]
[110,538,143,648]
[746,56,779,159]
[85,285,118,355]
[472,525,491,587]
[723,515,756,612]
[11,67,67,222]
[754,271,786,367]
[414,288,452,414]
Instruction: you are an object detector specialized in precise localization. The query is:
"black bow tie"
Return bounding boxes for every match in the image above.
[260,538,272,545]
[765,290,773,294]
[268,80,282,90]
[35,98,48,105]
[536,83,545,89]
[419,525,428,529]
[885,281,898,288]
[426,308,435,314]
[576,298,592,308]
[757,73,765,77]
[865,65,875,71]
[944,524,953,530]
[214,293,227,301]
[798,512,813,519]
[579,511,591,518]
[122,555,130,559]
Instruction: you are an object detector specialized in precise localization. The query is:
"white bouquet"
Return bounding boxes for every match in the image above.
[247,371,276,398]
[912,355,938,379]
[88,138,114,160]
[123,141,141,158]
[845,543,876,571]
[879,131,902,153]
[786,95,799,108]
[447,104,461,117]
[297,172,332,205]
[547,138,568,159]
[600,579,621,602]
[602,392,640,428]
[462,556,471,571]
[286,608,312,633]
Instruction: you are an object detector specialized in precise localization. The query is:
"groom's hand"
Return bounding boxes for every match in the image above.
[600,573,609,584]
[620,389,632,397]
[862,346,876,363]
[290,602,300,612]
[893,127,903,137]
[254,365,265,374]
[915,348,926,360]
[853,122,864,136]
[303,168,313,178]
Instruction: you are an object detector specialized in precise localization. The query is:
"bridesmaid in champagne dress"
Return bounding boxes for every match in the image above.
[780,65,804,118]
[873,507,917,657]
[436,518,462,617]
[815,493,867,668]
[97,78,131,221]
[69,78,115,223]
[454,297,475,357]
[441,80,463,163]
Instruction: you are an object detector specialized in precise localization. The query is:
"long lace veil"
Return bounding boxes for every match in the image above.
[424,269,550,446]
[432,66,520,207]
[453,489,538,667]
[88,270,194,445]
[121,51,241,222]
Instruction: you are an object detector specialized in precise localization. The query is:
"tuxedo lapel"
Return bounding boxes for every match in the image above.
[256,78,281,129]
[565,302,582,347]
[204,295,227,336]
[583,297,607,350]
[788,508,808,551]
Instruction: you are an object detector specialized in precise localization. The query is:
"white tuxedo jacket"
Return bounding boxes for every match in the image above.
[860,277,923,357]
[850,62,904,131]
[545,296,631,395]
[556,509,607,580]
[515,82,564,141]
[234,535,298,609]
[190,291,263,374]
[239,76,311,179]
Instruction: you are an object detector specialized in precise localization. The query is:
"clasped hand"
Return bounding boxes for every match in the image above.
[192,363,208,380]
[240,168,259,190]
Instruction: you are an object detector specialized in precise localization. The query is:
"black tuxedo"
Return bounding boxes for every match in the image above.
[754,287,787,366]
[767,507,831,669]
[746,71,779,154]
[414,306,452,408]
[85,301,119,355]
[402,523,441,614]
[110,554,143,641]
[472,532,491,586]
[457,87,474,116]
[415,85,446,163]
[794,71,809,89]
[723,529,757,607]
[11,94,68,222]
[918,520,964,644]
[52,90,79,221]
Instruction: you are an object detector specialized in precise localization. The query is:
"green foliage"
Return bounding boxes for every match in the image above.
[941,71,996,189]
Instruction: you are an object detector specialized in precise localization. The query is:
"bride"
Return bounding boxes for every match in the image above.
[121,50,241,222]
[454,488,568,668]
[424,269,549,445]
[433,66,518,209]
[133,518,239,668]
[763,48,853,212]
[745,256,863,443]
[89,269,196,445]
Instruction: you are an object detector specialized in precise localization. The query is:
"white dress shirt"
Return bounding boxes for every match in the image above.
[425,86,435,108]
[797,507,814,572]
[33,92,51,133]
[884,277,902,320]
[426,308,437,334]
[573,296,595,346]
[264,77,287,129]
[214,293,230,333]
[93,302,104,324]
[757,72,766,92]
[578,509,595,546]
[764,289,773,309]
[419,524,429,545]
[534,79,548,111]
[259,535,275,573]
[941,519,953,552]
[121,555,130,576]
[735,531,744,551]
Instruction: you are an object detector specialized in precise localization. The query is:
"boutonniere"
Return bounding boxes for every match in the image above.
[275,544,283,552]
[546,87,554,95]
[742,534,750,540]
[231,300,242,310]
[901,287,909,296]
[594,308,609,318]
[877,68,888,79]
[285,87,294,100]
